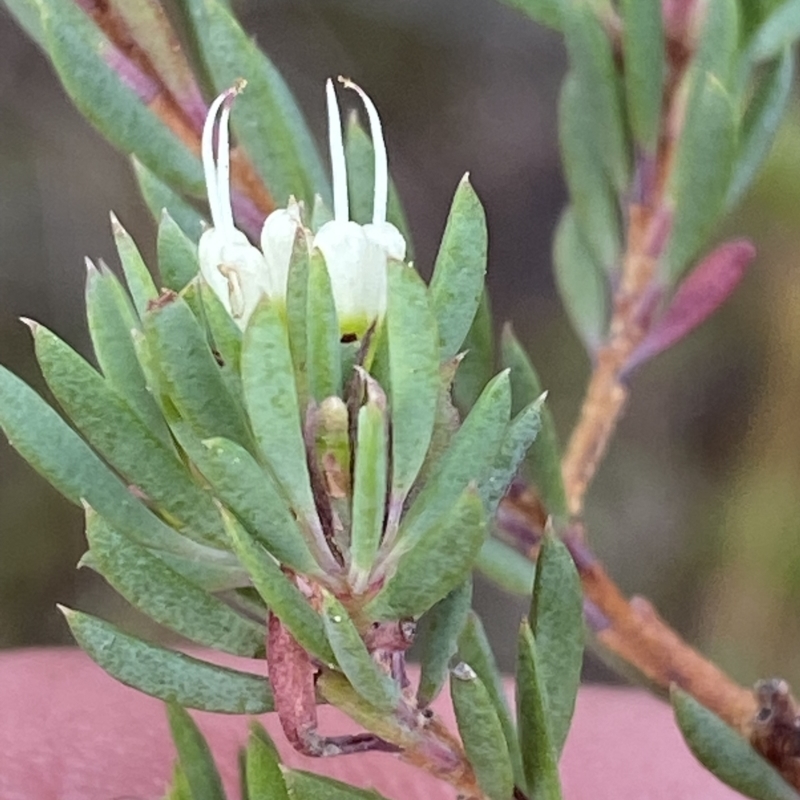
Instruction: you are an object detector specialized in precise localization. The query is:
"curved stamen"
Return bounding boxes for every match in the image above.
[201,91,229,230]
[217,95,235,233]
[326,78,349,223]
[340,77,388,225]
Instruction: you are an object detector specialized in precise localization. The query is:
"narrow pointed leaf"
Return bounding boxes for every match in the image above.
[85,262,170,443]
[0,363,210,558]
[671,687,799,800]
[385,261,440,503]
[626,239,756,373]
[662,71,737,284]
[85,509,264,657]
[62,607,273,713]
[558,74,622,274]
[553,207,610,348]
[458,611,525,789]
[368,487,486,620]
[321,592,399,710]
[39,0,204,195]
[693,0,740,85]
[417,579,473,707]
[529,534,584,756]
[111,213,158,316]
[349,396,389,587]
[451,662,514,800]
[562,1,630,192]
[398,370,511,546]
[192,437,320,575]
[306,251,341,401]
[197,279,244,386]
[158,210,201,292]
[429,175,488,360]
[167,703,226,800]
[621,0,664,151]
[477,538,536,597]
[283,768,391,800]
[163,764,192,800]
[133,158,205,242]
[33,324,228,548]
[453,290,494,415]
[246,723,290,800]
[145,293,253,449]
[345,114,412,252]
[501,325,567,518]
[728,46,795,209]
[285,232,311,403]
[517,621,563,800]
[177,0,328,206]
[222,509,335,665]
[242,298,317,521]
[481,396,543,517]
[747,0,800,63]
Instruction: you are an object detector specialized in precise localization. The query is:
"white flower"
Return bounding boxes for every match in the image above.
[198,82,301,329]
[198,78,405,338]
[314,77,407,338]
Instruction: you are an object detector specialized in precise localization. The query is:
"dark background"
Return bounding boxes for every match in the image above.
[1,0,800,683]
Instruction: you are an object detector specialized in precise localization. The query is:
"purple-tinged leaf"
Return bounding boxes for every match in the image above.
[625,239,756,374]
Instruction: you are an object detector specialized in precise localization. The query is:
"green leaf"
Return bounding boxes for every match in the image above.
[3,0,45,49]
[662,71,737,284]
[191,437,321,575]
[429,175,488,361]
[158,210,201,292]
[516,621,563,800]
[167,703,226,800]
[177,0,328,206]
[306,251,342,401]
[417,579,473,707]
[62,607,273,713]
[33,323,228,548]
[0,363,213,559]
[39,1,204,196]
[558,73,622,274]
[285,232,311,403]
[552,206,610,349]
[242,299,318,525]
[501,326,567,518]
[345,113,412,253]
[481,396,543,518]
[529,534,584,756]
[458,611,526,790]
[197,280,244,393]
[385,261,440,507]
[453,290,494,416]
[222,509,336,666]
[368,487,486,620]
[349,393,389,590]
[398,370,511,546]
[110,212,158,316]
[144,293,253,449]
[620,0,664,151]
[245,723,290,800]
[494,0,563,30]
[163,763,193,800]
[747,0,800,64]
[283,768,390,800]
[693,0,740,86]
[321,592,399,710]
[85,261,170,444]
[133,158,206,242]
[727,46,795,208]
[562,0,630,193]
[476,538,536,597]
[85,509,264,657]
[671,688,799,800]
[451,663,515,800]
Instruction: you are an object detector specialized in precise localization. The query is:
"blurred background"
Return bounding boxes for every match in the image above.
[1,0,799,686]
